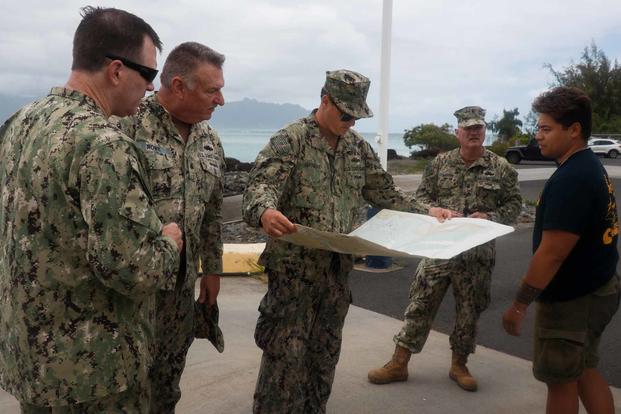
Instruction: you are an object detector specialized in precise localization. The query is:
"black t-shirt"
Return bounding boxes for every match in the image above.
[534,148,619,302]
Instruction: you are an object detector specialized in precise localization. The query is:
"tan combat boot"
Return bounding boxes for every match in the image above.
[449,352,478,391]
[367,345,411,384]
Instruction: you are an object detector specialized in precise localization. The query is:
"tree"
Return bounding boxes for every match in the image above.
[522,110,538,137]
[487,108,522,141]
[546,42,621,134]
[403,123,457,155]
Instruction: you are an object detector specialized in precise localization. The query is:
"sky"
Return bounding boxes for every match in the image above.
[1,0,621,133]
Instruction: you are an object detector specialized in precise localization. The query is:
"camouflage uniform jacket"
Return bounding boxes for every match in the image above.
[416,148,522,259]
[0,88,180,405]
[243,112,426,273]
[117,94,224,290]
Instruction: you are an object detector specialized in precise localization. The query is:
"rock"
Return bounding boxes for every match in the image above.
[224,171,249,197]
[222,221,267,243]
[387,149,402,160]
[225,157,254,172]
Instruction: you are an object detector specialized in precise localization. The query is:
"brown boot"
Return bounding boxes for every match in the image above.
[368,345,411,384]
[449,352,478,391]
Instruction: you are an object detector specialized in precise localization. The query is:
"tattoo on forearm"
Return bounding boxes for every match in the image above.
[515,282,542,305]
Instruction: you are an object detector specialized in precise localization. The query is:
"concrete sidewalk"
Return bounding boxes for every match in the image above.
[3,276,620,413]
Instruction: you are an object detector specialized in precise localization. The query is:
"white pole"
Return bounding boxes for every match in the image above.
[376,0,393,171]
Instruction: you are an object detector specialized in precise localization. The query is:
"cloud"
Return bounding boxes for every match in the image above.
[1,0,621,131]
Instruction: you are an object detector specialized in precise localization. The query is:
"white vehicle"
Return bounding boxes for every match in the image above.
[588,138,621,158]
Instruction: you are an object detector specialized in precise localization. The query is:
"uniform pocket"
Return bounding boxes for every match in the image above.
[534,328,586,382]
[144,151,176,200]
[290,160,324,209]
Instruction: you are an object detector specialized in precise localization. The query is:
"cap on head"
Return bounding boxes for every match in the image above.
[323,69,373,119]
[454,106,486,128]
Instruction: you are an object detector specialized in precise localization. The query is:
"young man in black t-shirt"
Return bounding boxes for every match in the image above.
[502,86,620,414]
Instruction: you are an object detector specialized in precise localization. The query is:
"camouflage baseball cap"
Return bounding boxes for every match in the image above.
[454,106,486,128]
[324,69,373,119]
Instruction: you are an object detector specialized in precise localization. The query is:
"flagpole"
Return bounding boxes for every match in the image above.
[376,0,393,171]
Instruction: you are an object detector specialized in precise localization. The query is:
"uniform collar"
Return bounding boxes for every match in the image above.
[305,109,356,155]
[146,93,196,146]
[49,87,103,115]
[449,147,492,168]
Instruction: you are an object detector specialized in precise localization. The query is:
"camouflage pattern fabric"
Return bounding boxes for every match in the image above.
[20,379,149,413]
[116,93,225,413]
[149,287,194,413]
[394,148,521,356]
[323,69,373,119]
[253,258,350,414]
[454,106,486,128]
[243,112,425,413]
[0,88,180,406]
[194,299,224,353]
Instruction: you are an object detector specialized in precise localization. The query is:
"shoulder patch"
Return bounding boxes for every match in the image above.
[271,134,292,156]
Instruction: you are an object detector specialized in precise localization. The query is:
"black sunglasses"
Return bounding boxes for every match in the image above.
[105,53,158,83]
[340,112,358,122]
[329,97,358,122]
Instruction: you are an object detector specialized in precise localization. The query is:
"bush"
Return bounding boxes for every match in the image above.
[487,140,509,156]
[403,123,457,153]
[409,148,440,158]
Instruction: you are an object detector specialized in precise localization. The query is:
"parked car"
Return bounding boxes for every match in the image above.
[588,138,621,158]
[504,139,554,164]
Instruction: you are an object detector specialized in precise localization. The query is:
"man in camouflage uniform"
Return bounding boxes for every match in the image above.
[117,41,226,413]
[0,7,183,413]
[242,69,452,413]
[368,106,522,391]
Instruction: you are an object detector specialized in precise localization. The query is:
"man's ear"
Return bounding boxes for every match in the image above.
[569,121,583,140]
[170,76,186,98]
[106,60,124,86]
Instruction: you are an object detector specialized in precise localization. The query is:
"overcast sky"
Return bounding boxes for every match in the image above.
[2,0,621,132]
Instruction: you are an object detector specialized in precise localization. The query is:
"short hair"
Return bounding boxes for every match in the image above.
[160,42,225,88]
[71,6,162,72]
[532,86,592,139]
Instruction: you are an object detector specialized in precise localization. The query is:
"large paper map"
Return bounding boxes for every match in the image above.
[280,209,514,260]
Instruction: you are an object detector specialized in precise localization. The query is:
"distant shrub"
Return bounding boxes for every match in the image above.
[409,148,441,159]
[487,140,509,156]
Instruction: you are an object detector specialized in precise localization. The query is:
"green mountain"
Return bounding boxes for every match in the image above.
[209,97,309,129]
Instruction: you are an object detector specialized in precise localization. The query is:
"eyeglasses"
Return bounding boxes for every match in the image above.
[105,53,158,83]
[329,97,358,122]
[340,112,358,122]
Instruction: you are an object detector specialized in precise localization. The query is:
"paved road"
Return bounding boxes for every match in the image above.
[350,170,621,388]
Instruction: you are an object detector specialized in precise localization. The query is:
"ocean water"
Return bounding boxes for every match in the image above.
[217,128,412,162]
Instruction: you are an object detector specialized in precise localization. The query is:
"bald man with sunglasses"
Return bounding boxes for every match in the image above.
[242,69,451,413]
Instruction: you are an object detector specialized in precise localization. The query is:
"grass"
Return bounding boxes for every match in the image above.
[387,158,431,175]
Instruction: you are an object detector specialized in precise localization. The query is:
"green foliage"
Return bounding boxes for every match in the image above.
[522,110,538,137]
[387,158,430,175]
[487,139,509,156]
[546,42,621,134]
[487,108,523,141]
[403,123,457,153]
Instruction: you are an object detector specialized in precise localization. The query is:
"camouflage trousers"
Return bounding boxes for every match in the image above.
[149,286,195,414]
[394,254,494,356]
[20,381,150,414]
[253,260,351,414]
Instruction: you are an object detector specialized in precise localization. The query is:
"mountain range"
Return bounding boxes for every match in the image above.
[209,97,309,129]
[0,94,309,129]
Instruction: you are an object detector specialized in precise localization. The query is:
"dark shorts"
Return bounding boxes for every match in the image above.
[533,275,620,384]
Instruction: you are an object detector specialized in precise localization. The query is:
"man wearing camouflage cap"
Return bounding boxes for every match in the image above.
[242,69,452,413]
[0,7,182,413]
[368,106,522,392]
